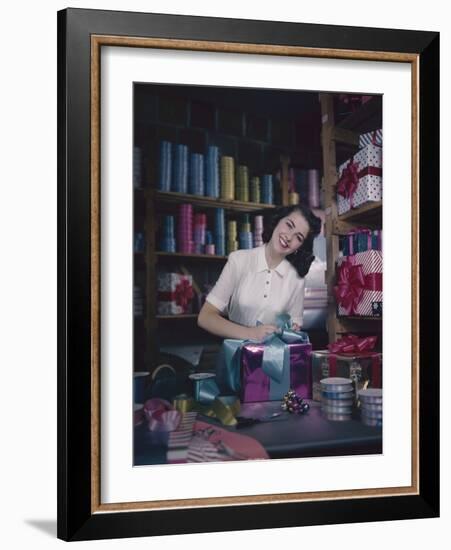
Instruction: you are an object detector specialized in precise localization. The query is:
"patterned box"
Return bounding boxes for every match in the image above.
[157,273,194,315]
[311,350,382,402]
[335,250,382,317]
[359,129,383,149]
[337,143,382,215]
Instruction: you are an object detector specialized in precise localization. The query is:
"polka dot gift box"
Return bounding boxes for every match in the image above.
[336,143,382,215]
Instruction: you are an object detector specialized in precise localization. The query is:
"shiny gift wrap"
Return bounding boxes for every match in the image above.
[216,315,312,402]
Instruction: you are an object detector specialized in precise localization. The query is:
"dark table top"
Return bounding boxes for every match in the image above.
[134,400,382,465]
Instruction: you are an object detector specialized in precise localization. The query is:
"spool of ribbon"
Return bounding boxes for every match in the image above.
[219,314,310,400]
[334,259,382,315]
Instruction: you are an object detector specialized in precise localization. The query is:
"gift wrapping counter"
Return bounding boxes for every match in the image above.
[134,399,382,465]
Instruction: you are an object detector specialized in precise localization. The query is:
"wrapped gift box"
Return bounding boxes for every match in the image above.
[340,229,382,256]
[157,272,194,315]
[359,128,383,149]
[337,143,382,215]
[311,349,382,402]
[216,337,312,403]
[335,250,382,317]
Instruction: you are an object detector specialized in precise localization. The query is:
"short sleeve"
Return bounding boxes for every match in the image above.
[205,253,239,314]
[286,277,305,326]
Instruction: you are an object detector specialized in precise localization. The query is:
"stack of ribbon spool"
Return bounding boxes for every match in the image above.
[261,174,274,204]
[214,208,226,256]
[253,215,264,247]
[205,230,215,255]
[177,204,193,253]
[193,213,207,254]
[189,153,205,196]
[288,167,299,205]
[173,144,189,193]
[220,156,235,200]
[250,176,261,203]
[359,388,383,426]
[236,165,249,202]
[320,377,354,421]
[239,214,253,249]
[227,220,238,254]
[160,215,176,252]
[158,140,172,191]
[205,146,220,198]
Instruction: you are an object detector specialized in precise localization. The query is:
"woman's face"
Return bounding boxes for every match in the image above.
[270,210,310,256]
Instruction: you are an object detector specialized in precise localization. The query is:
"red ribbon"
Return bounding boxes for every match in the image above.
[338,159,382,208]
[334,259,382,315]
[327,335,381,387]
[337,161,359,206]
[158,278,194,311]
[328,334,377,354]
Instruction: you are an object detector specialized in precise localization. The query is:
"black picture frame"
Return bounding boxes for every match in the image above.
[57,8,439,542]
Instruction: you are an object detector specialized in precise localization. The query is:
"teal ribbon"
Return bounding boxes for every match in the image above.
[193,377,221,404]
[218,314,310,399]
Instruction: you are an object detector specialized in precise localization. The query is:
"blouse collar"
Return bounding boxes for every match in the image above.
[256,244,289,277]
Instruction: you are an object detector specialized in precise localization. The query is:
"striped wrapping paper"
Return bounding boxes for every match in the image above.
[166,412,198,464]
[336,250,382,317]
[359,129,383,149]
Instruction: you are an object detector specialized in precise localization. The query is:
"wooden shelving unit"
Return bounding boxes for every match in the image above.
[320,94,382,345]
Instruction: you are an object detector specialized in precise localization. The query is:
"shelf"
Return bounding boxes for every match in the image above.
[157,314,198,320]
[151,190,276,212]
[338,316,382,321]
[156,252,228,261]
[337,201,382,227]
[336,96,382,133]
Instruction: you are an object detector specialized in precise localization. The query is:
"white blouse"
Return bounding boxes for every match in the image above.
[206,244,305,327]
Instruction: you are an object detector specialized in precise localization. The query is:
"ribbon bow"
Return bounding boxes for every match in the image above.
[337,160,359,205]
[219,314,310,400]
[174,279,194,310]
[333,259,366,315]
[328,334,377,354]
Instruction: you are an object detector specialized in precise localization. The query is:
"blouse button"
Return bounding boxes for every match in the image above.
[267,269,270,273]
[264,294,267,298]
[266,281,269,284]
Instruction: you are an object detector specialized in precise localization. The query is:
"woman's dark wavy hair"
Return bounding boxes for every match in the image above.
[261,203,322,278]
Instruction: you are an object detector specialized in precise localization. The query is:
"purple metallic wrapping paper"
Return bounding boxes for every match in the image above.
[240,342,312,403]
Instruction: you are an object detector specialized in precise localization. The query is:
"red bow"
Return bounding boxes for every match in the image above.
[174,279,194,310]
[334,259,366,315]
[328,334,377,354]
[337,160,359,205]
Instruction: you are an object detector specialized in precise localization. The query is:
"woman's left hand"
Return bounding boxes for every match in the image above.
[292,323,301,332]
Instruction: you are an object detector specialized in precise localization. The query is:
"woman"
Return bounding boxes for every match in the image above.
[197,204,322,340]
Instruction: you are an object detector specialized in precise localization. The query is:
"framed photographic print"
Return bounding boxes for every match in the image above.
[57,8,439,541]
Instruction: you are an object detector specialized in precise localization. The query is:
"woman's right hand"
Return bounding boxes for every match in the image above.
[247,324,278,341]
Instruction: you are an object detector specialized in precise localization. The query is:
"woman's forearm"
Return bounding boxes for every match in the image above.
[197,310,251,340]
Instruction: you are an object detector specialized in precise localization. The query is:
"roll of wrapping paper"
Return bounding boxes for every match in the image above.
[308,169,321,208]
[236,165,249,202]
[289,192,300,205]
[250,176,261,203]
[173,144,189,193]
[261,174,274,204]
[220,156,235,200]
[189,153,205,196]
